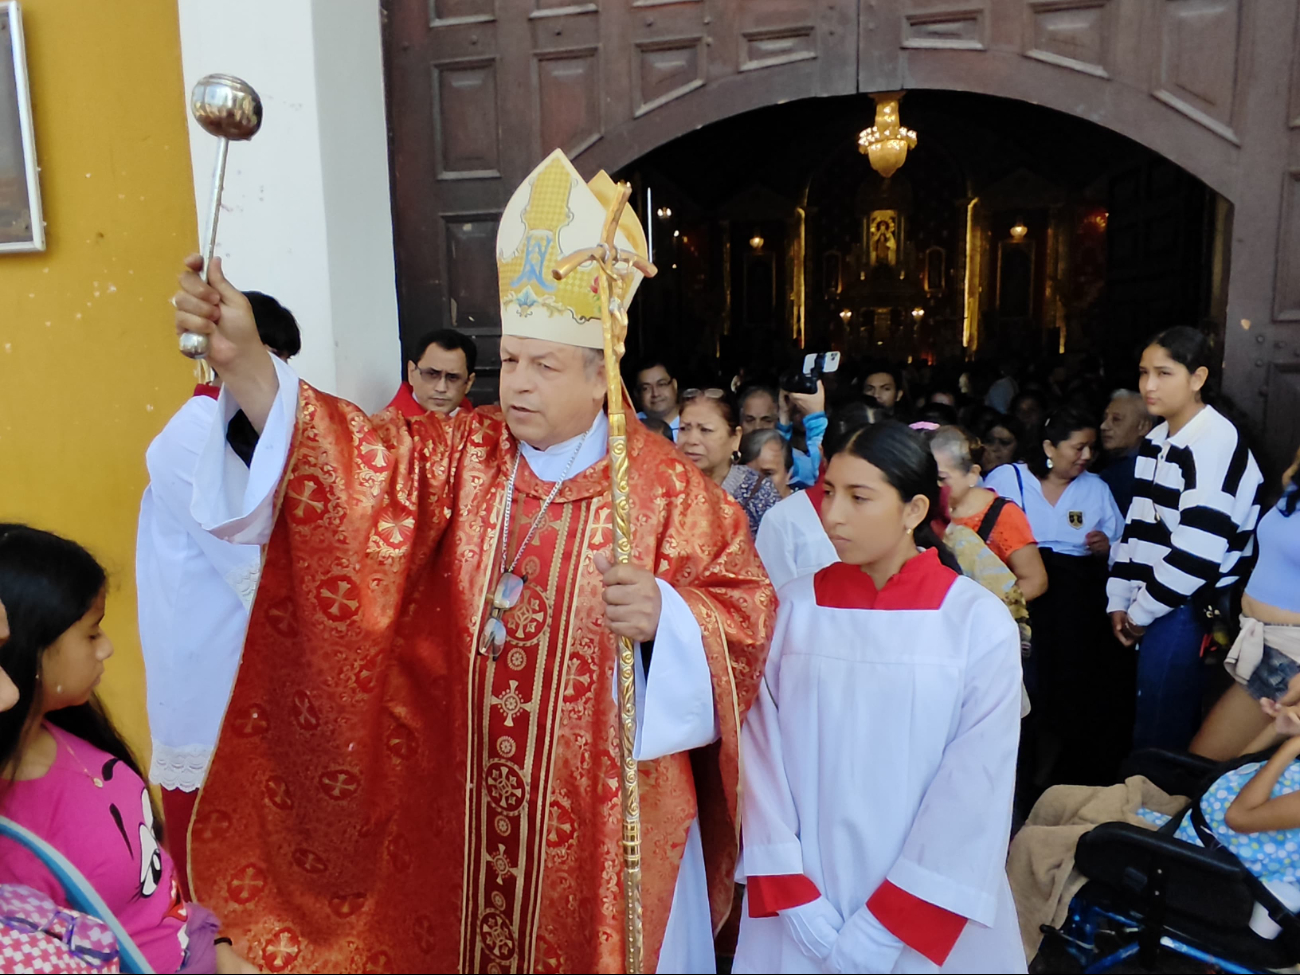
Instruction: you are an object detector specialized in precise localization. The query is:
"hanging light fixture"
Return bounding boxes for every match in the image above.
[911,307,925,323]
[858,92,917,179]
[839,308,853,324]
[656,206,673,219]
[1009,221,1028,242]
[749,233,765,251]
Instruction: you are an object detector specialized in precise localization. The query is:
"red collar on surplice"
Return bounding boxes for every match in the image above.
[386,382,473,418]
[193,384,220,400]
[813,547,957,611]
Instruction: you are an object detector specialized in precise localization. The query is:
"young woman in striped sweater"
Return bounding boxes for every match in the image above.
[1107,327,1264,751]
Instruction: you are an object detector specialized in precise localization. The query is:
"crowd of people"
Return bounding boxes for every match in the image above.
[3,150,1300,975]
[629,324,1300,968]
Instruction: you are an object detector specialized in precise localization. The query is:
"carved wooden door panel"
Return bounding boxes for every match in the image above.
[384,0,1299,467]
[384,1,858,387]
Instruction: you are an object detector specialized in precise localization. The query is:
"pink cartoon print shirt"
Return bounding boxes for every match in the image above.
[0,724,189,973]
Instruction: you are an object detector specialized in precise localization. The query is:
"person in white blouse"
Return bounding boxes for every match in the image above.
[984,405,1129,786]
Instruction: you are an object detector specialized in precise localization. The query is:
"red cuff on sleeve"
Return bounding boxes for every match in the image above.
[746,874,820,918]
[867,880,967,966]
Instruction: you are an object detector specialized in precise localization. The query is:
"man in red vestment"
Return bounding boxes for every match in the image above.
[171,150,774,973]
[386,327,477,418]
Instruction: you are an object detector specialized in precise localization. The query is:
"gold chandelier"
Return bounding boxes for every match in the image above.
[858,92,917,179]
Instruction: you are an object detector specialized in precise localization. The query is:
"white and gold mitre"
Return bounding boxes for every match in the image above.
[497,149,648,349]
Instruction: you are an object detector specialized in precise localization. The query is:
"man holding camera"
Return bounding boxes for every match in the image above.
[775,353,834,489]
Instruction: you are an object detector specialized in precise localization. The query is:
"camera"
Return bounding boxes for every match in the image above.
[779,352,841,394]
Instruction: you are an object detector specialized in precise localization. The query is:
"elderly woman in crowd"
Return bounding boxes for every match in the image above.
[678,388,781,536]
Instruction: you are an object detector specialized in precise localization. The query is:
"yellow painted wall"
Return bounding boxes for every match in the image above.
[0,0,197,762]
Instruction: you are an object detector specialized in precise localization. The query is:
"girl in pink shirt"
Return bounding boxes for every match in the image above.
[0,525,254,973]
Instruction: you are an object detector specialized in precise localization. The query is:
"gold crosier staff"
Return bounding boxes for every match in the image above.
[552,182,656,974]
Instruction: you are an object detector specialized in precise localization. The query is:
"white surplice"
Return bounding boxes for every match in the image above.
[136,392,260,790]
[734,551,1027,974]
[189,356,718,973]
[754,488,838,592]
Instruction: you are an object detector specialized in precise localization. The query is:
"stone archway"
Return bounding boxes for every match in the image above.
[384,0,1300,462]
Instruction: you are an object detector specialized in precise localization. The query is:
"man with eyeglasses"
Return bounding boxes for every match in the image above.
[388,328,478,417]
[634,357,680,440]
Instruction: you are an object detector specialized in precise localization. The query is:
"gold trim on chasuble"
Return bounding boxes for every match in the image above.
[461,491,593,974]
[185,383,312,899]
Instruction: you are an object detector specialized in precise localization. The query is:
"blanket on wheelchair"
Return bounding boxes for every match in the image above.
[1006,776,1188,961]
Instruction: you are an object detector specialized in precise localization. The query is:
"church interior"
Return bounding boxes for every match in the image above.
[620,90,1229,383]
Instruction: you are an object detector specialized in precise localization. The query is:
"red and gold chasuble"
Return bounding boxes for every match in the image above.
[188,383,775,973]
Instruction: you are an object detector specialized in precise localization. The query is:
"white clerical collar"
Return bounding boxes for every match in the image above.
[519,410,608,482]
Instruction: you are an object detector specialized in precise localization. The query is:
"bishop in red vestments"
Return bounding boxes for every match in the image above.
[171,150,774,973]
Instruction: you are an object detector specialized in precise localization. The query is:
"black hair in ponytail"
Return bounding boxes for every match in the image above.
[1026,405,1097,479]
[1148,326,1216,403]
[829,422,963,574]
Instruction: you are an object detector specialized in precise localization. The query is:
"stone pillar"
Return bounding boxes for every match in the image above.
[176,0,399,412]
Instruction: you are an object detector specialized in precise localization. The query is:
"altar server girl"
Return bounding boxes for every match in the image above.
[734,421,1025,974]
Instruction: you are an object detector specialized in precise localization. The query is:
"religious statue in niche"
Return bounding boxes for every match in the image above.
[924,246,946,294]
[823,251,842,296]
[868,210,898,267]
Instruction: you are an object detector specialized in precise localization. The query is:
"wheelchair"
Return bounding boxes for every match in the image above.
[1037,749,1300,974]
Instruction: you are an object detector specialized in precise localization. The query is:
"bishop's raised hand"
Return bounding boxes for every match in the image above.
[171,254,280,431]
[172,254,260,373]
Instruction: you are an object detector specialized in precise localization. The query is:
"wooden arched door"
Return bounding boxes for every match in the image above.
[384,0,1300,464]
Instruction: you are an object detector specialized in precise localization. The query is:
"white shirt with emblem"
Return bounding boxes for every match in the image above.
[985,462,1123,557]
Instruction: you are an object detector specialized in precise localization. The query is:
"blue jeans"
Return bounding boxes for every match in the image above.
[1133,603,1206,752]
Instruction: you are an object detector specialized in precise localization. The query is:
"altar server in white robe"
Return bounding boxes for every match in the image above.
[755,401,885,589]
[135,292,299,894]
[734,421,1026,974]
[755,483,837,591]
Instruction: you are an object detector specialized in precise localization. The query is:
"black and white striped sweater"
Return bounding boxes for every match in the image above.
[1106,405,1263,627]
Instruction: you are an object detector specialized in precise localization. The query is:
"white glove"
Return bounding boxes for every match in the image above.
[778,896,844,962]
[827,905,905,973]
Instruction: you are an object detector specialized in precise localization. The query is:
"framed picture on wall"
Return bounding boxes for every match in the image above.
[0,2,44,253]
